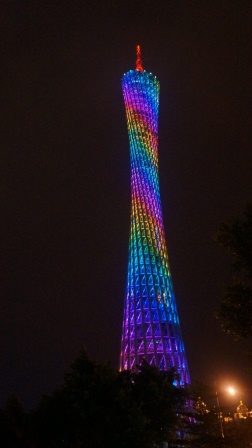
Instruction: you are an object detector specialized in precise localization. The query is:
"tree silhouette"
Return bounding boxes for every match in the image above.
[215,204,252,340]
[30,351,186,448]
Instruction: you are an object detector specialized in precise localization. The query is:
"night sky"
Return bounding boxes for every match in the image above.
[1,1,252,409]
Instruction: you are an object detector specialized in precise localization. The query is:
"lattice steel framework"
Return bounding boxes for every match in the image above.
[120,47,190,385]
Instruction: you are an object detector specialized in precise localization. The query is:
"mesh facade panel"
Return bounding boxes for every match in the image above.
[120,68,190,385]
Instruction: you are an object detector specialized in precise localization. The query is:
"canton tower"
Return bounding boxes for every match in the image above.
[120,46,190,385]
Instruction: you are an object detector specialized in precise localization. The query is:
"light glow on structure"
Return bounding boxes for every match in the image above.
[120,46,190,385]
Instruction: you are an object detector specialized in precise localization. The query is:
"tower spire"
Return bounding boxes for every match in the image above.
[136,45,143,71]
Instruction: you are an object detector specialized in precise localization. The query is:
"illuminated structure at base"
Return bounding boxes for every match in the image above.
[120,47,190,385]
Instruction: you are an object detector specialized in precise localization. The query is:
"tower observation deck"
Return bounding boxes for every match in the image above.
[120,46,190,385]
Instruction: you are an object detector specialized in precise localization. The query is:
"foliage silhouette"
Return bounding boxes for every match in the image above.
[215,204,252,341]
[30,351,186,448]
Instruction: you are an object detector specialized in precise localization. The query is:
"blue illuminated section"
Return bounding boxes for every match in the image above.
[119,57,190,386]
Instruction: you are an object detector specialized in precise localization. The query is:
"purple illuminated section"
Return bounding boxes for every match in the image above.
[119,50,190,385]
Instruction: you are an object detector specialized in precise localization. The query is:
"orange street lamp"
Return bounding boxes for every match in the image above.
[227,387,236,396]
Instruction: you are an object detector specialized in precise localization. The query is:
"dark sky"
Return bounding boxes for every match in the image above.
[1,1,252,409]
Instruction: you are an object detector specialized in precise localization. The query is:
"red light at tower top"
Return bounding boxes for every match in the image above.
[136,45,143,71]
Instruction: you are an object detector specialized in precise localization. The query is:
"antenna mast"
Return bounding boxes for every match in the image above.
[136,45,143,71]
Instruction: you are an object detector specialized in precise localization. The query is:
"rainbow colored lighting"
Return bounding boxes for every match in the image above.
[120,47,190,385]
